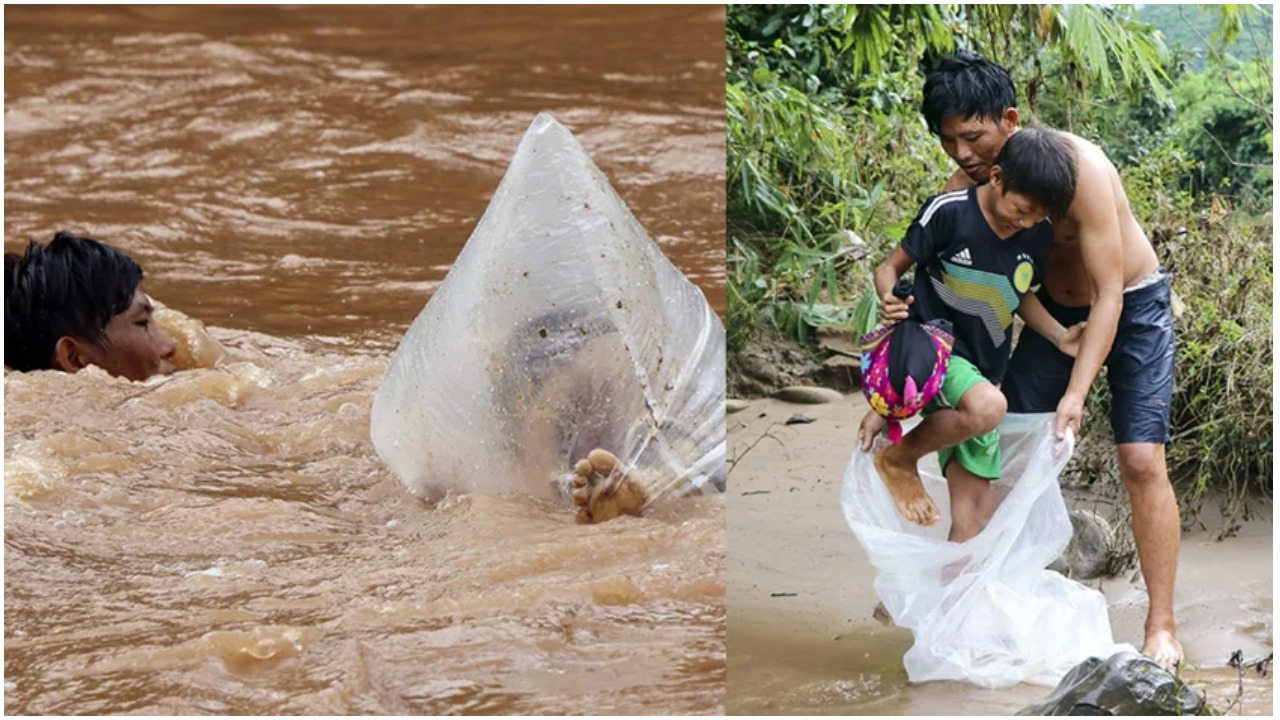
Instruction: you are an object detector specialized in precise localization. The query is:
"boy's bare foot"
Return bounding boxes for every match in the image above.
[570,449,647,524]
[873,446,940,526]
[1142,624,1184,669]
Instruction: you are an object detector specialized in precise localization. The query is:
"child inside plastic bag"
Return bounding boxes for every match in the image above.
[492,308,653,522]
[371,114,725,523]
[856,128,1085,543]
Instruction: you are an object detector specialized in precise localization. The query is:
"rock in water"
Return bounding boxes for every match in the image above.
[1063,509,1112,580]
[1017,651,1204,716]
[771,386,843,404]
[370,114,725,503]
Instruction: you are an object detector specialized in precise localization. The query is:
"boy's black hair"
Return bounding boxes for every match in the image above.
[5,231,143,371]
[921,51,1017,136]
[994,128,1078,220]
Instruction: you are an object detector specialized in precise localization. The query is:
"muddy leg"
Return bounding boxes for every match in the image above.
[946,461,996,544]
[873,445,941,526]
[941,460,998,580]
[872,382,1006,526]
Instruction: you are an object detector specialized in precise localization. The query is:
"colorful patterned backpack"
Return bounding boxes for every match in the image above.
[859,279,955,443]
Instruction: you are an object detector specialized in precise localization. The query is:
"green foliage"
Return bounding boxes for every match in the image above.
[948,4,1171,128]
[727,5,956,100]
[727,5,954,352]
[1140,4,1274,70]
[726,3,1274,516]
[1171,60,1273,207]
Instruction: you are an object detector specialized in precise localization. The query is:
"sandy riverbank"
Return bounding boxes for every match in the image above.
[726,393,1273,715]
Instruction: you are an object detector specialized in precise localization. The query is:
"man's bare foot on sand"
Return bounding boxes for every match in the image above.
[1142,622,1184,669]
[571,449,647,524]
[873,446,940,526]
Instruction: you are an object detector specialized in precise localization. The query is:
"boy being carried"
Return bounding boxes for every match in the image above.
[858,128,1085,543]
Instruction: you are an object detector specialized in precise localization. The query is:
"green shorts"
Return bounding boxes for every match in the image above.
[923,355,1001,481]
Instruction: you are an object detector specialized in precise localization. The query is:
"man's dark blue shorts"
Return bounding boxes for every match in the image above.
[1002,275,1175,444]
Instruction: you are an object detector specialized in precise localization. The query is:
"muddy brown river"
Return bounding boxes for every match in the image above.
[4,6,726,715]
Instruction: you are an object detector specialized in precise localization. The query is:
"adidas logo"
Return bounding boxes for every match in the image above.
[950,248,973,266]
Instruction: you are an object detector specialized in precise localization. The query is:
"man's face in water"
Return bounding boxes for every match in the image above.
[937,108,1018,183]
[67,289,178,381]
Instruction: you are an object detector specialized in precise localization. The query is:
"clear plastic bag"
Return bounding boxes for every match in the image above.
[371,114,725,505]
[841,413,1125,688]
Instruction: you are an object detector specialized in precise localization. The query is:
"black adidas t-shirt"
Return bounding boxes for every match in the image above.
[900,186,1054,383]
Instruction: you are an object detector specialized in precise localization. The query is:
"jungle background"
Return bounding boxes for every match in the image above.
[725,4,1273,529]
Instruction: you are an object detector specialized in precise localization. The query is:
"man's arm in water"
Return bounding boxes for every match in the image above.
[1056,169,1126,440]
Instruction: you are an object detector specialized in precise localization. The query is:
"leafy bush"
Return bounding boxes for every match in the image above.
[726,4,1274,518]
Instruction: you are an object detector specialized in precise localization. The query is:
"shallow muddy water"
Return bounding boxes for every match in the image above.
[5,6,726,715]
[726,396,1272,716]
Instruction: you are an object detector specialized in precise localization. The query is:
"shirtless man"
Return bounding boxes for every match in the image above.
[911,52,1181,666]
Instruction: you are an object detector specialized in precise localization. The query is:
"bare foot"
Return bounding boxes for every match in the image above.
[570,449,647,524]
[1142,625,1184,669]
[873,446,940,526]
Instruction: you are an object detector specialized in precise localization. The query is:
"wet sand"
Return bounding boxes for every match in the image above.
[727,394,1273,715]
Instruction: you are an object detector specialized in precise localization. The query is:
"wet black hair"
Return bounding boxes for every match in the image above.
[5,231,143,371]
[994,128,1078,221]
[921,51,1017,136]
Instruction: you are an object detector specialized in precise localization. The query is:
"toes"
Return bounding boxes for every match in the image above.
[1144,638,1183,669]
[903,497,939,527]
[571,472,591,507]
[571,450,645,523]
[586,448,619,475]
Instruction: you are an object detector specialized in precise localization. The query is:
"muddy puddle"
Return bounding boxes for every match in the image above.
[5,6,725,715]
[731,596,1272,716]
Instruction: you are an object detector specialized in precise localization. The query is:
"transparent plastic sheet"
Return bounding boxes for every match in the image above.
[841,413,1127,688]
[371,114,725,506]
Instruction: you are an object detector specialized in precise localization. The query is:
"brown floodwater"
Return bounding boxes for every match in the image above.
[4,6,726,715]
